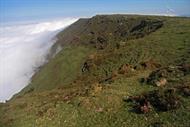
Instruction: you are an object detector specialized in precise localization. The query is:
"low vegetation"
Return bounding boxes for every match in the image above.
[0,15,190,127]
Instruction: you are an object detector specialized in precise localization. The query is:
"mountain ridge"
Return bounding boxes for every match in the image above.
[0,14,190,127]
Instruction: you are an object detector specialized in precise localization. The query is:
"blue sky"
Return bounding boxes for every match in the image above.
[0,0,190,22]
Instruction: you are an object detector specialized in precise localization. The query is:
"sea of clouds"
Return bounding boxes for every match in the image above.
[0,18,78,102]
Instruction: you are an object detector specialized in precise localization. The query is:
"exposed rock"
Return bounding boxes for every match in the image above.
[140,60,161,69]
[82,62,90,72]
[147,65,186,86]
[96,107,104,113]
[95,36,108,49]
[129,20,163,38]
[126,95,151,113]
[140,103,150,114]
[155,78,167,87]
[118,64,134,74]
[93,83,103,93]
[82,59,95,72]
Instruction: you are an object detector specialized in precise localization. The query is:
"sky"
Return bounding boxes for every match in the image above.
[0,0,190,23]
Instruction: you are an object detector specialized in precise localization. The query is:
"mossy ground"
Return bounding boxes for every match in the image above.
[0,15,190,127]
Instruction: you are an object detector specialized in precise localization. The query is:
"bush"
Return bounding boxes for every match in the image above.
[148,89,180,111]
[125,88,181,113]
[147,66,185,86]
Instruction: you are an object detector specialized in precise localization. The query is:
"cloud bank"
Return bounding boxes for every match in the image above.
[0,18,78,102]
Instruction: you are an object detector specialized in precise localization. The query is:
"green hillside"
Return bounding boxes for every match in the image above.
[0,15,190,127]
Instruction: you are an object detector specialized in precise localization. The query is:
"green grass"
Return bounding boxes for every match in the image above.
[0,15,190,127]
[18,45,93,95]
[1,71,189,127]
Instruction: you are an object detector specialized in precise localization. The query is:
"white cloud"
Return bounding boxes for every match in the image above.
[0,18,78,102]
[96,12,177,17]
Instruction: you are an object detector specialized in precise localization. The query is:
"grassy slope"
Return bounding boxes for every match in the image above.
[21,45,93,92]
[0,15,190,127]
